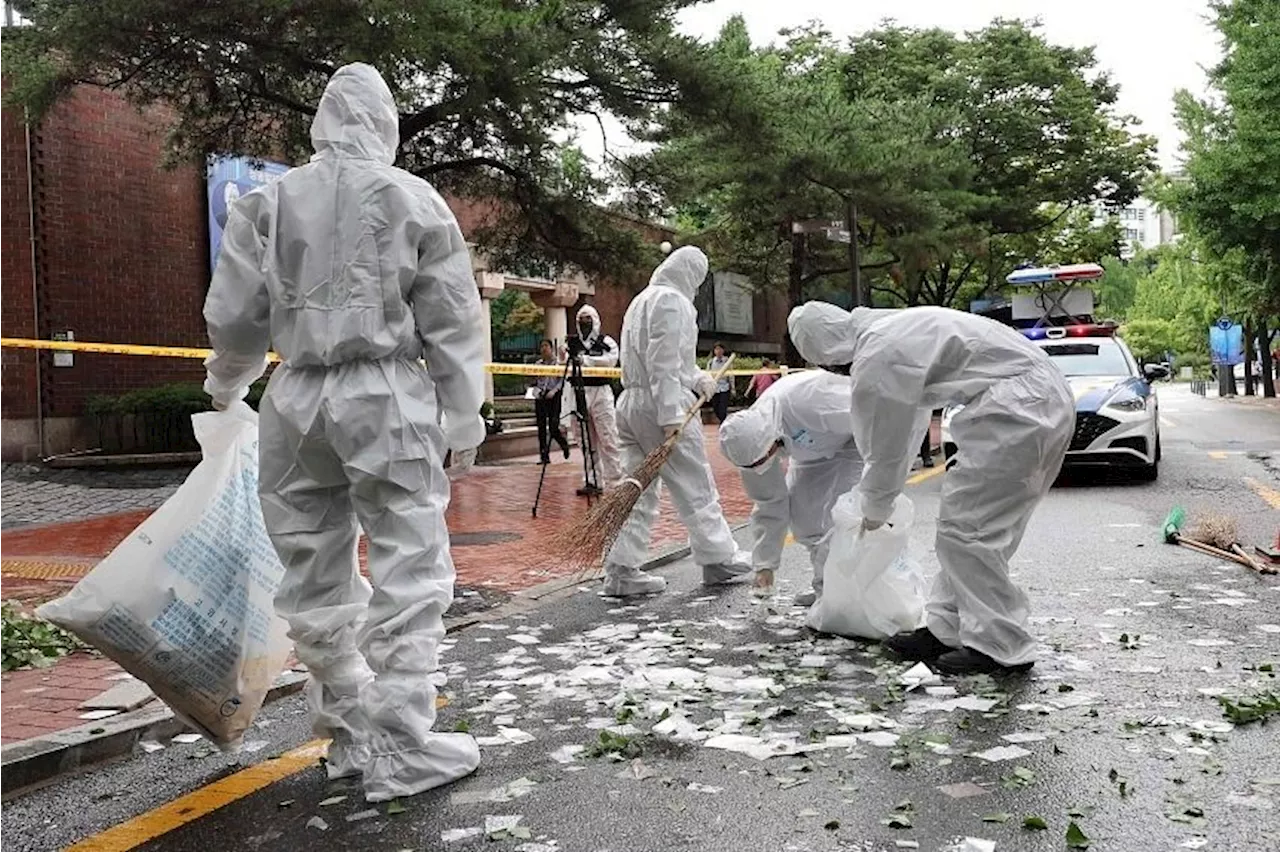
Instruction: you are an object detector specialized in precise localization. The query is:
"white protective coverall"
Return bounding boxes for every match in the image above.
[561,304,626,486]
[718,370,864,604]
[203,63,483,801]
[603,247,752,596]
[787,303,1074,667]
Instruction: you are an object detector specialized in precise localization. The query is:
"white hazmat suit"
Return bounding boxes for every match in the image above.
[788,303,1074,672]
[203,63,483,800]
[561,304,625,487]
[718,370,864,604]
[603,247,752,596]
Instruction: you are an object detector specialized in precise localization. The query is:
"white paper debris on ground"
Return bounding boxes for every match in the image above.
[899,662,941,690]
[937,781,989,799]
[484,814,525,836]
[172,733,203,744]
[799,654,828,668]
[138,740,165,754]
[1186,638,1234,648]
[1049,691,1102,710]
[686,782,724,794]
[306,816,329,831]
[318,795,347,807]
[475,726,536,747]
[904,695,1000,715]
[549,744,585,764]
[442,827,484,843]
[345,808,380,822]
[855,731,901,749]
[1256,624,1280,634]
[1225,792,1274,811]
[508,634,541,646]
[652,713,708,742]
[616,759,658,781]
[829,712,896,731]
[453,777,538,805]
[925,685,958,698]
[240,739,270,754]
[968,745,1032,763]
[946,838,996,852]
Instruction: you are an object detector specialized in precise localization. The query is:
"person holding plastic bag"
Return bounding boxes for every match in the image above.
[788,302,1074,675]
[203,63,484,800]
[717,370,864,604]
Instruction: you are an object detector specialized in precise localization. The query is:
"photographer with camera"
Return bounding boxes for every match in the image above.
[562,305,625,487]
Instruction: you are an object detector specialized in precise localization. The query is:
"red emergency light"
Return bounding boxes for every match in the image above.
[1021,324,1117,340]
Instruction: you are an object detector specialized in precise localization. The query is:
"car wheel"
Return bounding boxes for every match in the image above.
[1155,433,1162,462]
[1136,456,1159,482]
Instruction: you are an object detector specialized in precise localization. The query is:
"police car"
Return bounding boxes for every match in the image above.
[942,324,1167,480]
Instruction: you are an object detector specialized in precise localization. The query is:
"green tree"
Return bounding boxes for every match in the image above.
[3,0,715,278]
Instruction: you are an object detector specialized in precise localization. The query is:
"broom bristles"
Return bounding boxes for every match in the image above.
[557,442,676,574]
[1190,513,1239,550]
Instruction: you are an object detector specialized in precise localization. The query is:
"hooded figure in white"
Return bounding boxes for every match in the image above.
[203,63,483,800]
[561,304,625,487]
[788,302,1074,675]
[718,370,865,604]
[603,246,752,596]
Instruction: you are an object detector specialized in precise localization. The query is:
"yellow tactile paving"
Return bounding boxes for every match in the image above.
[1,559,95,580]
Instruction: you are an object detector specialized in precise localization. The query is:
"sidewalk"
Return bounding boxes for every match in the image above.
[0,425,753,745]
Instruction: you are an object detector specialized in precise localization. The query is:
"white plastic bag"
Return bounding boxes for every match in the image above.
[38,404,292,748]
[807,493,925,640]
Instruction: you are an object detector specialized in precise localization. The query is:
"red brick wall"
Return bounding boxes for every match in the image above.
[29,86,209,417]
[1,82,37,418]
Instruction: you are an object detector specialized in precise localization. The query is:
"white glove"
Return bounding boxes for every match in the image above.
[695,372,718,399]
[209,389,246,411]
[448,447,478,479]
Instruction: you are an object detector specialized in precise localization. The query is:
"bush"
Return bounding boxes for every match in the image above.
[1,601,86,672]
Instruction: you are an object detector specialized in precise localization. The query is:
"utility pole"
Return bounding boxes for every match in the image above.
[786,221,805,366]
[847,200,862,307]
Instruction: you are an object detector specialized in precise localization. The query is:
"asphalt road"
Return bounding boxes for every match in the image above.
[4,385,1278,852]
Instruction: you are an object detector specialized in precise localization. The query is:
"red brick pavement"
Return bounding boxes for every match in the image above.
[1,425,754,744]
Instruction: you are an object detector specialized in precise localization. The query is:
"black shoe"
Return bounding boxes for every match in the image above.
[558,437,571,459]
[922,456,935,468]
[576,484,604,497]
[884,628,952,661]
[935,648,1034,676]
[540,454,551,465]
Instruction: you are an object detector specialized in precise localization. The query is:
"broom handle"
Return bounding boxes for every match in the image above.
[1177,536,1254,568]
[661,354,737,449]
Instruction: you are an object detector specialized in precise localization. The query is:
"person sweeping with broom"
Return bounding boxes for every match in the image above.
[599,246,752,596]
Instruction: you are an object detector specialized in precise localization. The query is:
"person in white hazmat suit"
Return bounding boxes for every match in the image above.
[602,246,752,596]
[202,63,483,800]
[561,304,626,487]
[787,302,1074,675]
[718,370,865,605]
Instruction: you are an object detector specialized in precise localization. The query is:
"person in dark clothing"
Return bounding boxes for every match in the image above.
[708,342,732,424]
[532,339,570,464]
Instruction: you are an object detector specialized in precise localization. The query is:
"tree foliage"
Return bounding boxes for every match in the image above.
[626,17,1154,308]
[2,0,712,278]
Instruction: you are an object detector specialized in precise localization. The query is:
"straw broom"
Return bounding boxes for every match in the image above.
[559,354,736,575]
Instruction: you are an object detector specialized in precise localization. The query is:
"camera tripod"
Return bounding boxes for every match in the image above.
[532,344,602,518]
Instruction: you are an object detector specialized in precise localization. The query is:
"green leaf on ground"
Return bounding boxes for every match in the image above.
[1066,821,1091,848]
[1023,816,1048,830]
[982,813,1012,823]
[1217,690,1280,726]
[386,799,406,816]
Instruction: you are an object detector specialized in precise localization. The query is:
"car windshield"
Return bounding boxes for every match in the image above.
[1039,340,1133,377]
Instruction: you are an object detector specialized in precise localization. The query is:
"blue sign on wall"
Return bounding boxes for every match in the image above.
[1208,318,1245,366]
[206,156,290,272]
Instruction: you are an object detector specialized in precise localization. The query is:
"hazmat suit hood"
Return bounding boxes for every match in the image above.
[649,246,709,301]
[576,303,602,344]
[788,302,894,367]
[310,63,400,165]
[719,400,782,469]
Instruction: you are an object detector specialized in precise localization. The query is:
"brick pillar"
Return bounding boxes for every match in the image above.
[532,281,580,352]
[476,272,504,403]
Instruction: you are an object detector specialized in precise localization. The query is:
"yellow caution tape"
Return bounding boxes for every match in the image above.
[0,337,793,379]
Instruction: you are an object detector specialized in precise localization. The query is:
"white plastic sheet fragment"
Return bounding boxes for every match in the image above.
[969,745,1032,763]
[37,406,291,749]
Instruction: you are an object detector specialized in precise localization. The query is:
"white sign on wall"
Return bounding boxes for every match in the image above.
[713,272,754,336]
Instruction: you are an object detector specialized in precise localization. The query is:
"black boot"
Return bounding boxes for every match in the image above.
[935,648,1034,676]
[884,627,953,661]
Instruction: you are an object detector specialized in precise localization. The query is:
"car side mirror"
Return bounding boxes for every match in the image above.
[1144,363,1169,381]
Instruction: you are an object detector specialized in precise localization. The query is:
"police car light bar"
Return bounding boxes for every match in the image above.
[1021,324,1117,340]
[1006,263,1105,286]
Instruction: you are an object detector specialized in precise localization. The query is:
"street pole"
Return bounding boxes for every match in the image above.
[847,200,862,307]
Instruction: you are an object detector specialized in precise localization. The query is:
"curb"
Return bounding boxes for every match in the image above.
[0,529,729,797]
[0,670,308,799]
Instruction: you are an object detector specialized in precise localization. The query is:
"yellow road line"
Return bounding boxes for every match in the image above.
[906,464,946,486]
[1161,416,1178,428]
[66,740,329,852]
[1209,451,1229,460]
[1244,477,1280,511]
[70,694,451,850]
